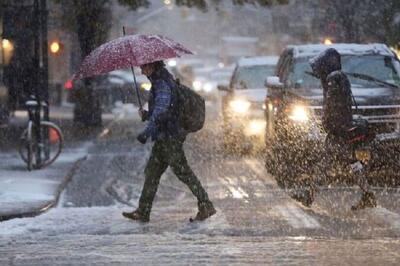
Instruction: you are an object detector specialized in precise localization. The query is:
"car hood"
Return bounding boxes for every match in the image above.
[234,88,266,103]
[291,86,400,106]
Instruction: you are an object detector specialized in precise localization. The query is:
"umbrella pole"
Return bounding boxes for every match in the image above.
[123,26,143,109]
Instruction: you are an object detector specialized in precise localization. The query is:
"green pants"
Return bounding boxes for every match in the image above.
[138,139,210,217]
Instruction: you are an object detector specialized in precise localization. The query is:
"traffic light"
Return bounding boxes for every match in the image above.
[49,40,64,56]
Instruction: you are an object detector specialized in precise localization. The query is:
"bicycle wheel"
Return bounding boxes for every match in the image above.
[18,121,34,171]
[39,121,64,168]
[18,122,64,169]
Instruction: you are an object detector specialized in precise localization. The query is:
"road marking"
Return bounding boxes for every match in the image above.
[220,177,249,199]
[244,159,275,185]
[275,205,321,229]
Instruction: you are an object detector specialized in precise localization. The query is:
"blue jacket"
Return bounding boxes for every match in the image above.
[143,67,186,141]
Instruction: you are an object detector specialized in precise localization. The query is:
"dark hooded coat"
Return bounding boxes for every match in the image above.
[309,48,353,138]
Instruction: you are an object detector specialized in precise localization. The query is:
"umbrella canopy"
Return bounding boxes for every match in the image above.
[73,34,193,80]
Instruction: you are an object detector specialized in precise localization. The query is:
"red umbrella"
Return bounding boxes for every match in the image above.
[73,34,193,80]
[72,34,193,108]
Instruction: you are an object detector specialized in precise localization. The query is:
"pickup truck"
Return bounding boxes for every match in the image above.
[264,43,400,185]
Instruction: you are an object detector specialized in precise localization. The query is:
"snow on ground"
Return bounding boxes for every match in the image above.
[0,144,89,218]
[2,104,400,265]
[1,205,400,265]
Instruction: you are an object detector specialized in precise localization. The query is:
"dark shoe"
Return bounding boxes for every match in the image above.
[190,201,216,222]
[122,210,149,222]
[351,192,377,211]
[290,185,315,208]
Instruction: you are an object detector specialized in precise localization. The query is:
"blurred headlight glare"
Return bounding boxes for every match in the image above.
[247,120,266,135]
[167,59,177,67]
[229,99,251,114]
[289,105,309,122]
[193,80,202,91]
[141,82,152,91]
[203,83,213,92]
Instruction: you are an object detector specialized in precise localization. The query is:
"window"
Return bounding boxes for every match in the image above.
[288,55,400,89]
[231,65,276,90]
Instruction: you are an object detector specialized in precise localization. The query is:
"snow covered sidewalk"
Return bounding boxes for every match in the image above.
[0,102,142,222]
[0,144,89,221]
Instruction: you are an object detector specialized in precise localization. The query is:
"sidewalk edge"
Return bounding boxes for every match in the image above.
[0,156,87,222]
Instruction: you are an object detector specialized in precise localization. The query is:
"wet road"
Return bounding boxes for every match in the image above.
[1,102,400,265]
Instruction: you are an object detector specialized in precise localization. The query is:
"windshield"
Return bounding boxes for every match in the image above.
[231,65,276,89]
[289,55,400,89]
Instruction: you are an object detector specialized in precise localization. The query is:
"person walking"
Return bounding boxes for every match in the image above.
[123,61,216,222]
[308,48,377,210]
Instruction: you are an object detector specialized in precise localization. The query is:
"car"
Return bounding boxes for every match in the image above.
[170,58,228,101]
[170,58,206,88]
[190,66,234,102]
[66,69,150,112]
[264,43,400,182]
[218,55,279,153]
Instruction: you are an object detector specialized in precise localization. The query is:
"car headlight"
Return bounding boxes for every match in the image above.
[193,80,202,91]
[229,99,251,114]
[203,82,213,93]
[246,119,266,136]
[140,82,152,91]
[288,105,309,122]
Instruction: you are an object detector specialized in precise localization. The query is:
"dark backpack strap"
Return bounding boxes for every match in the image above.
[164,76,180,116]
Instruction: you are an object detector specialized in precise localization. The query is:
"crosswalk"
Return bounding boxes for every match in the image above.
[274,205,321,229]
[211,158,400,235]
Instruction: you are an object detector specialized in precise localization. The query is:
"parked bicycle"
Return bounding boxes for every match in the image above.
[18,96,63,170]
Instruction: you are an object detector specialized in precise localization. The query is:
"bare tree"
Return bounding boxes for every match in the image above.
[54,0,289,128]
[319,0,400,46]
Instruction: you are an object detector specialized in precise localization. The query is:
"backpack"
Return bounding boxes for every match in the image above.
[172,79,205,133]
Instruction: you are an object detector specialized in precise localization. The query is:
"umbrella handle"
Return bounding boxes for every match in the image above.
[123,26,143,109]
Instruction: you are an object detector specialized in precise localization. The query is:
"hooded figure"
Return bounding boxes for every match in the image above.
[308,48,377,211]
[309,48,353,138]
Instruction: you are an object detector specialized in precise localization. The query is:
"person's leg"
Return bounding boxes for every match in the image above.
[123,141,168,221]
[334,139,377,210]
[168,140,216,220]
[138,141,169,217]
[350,166,377,210]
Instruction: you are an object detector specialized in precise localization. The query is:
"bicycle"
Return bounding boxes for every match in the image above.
[18,97,64,171]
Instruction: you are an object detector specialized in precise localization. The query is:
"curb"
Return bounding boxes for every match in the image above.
[0,156,87,222]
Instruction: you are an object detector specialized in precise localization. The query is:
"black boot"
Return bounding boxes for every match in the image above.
[351,192,377,211]
[290,181,315,208]
[291,187,315,207]
[190,201,216,222]
[122,209,150,222]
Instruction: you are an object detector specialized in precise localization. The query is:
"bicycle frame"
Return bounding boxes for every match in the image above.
[25,97,52,167]
[19,96,63,170]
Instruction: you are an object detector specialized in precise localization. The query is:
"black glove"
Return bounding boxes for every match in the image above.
[139,109,149,122]
[137,131,148,144]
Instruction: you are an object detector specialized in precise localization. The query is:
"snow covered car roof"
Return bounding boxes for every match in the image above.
[237,56,279,67]
[289,43,396,58]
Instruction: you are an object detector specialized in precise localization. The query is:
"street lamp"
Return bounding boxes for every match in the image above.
[324,38,333,45]
[49,41,63,56]
[2,39,13,50]
[1,39,14,65]
[50,41,60,53]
